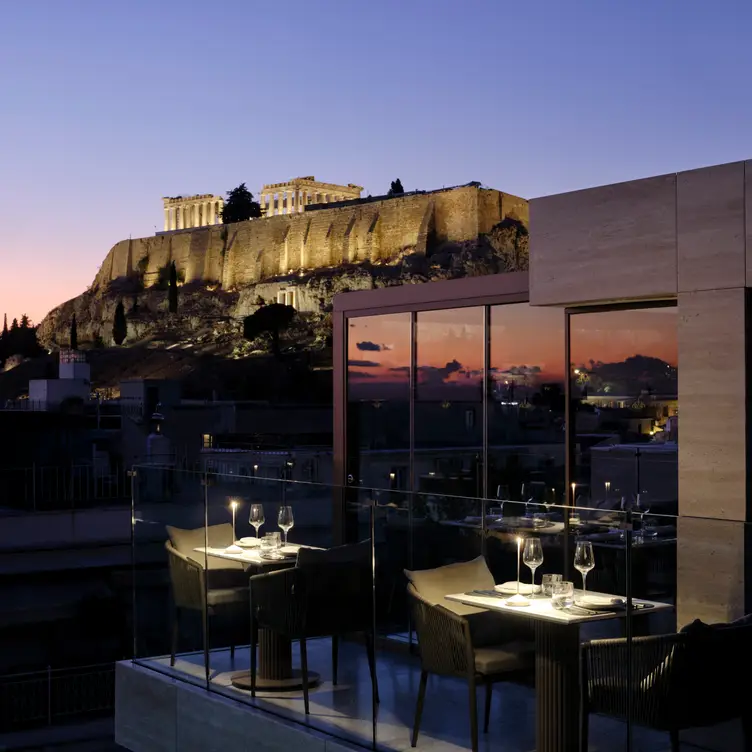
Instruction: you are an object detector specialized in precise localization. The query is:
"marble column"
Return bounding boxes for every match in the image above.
[164,208,170,232]
[176,206,183,230]
[301,190,307,211]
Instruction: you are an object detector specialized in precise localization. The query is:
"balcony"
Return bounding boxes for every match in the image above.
[117,465,749,752]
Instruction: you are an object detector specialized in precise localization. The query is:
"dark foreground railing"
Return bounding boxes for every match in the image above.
[0,663,115,732]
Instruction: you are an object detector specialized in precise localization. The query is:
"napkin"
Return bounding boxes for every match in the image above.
[494,581,542,595]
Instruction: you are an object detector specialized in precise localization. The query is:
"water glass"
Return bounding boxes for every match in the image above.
[551,581,574,609]
[542,573,563,597]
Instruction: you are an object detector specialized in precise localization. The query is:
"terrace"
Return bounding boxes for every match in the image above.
[116,160,752,752]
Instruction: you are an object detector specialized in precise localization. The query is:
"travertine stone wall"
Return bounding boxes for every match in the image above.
[93,185,527,291]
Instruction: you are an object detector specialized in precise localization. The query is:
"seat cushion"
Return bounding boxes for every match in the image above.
[167,524,244,571]
[474,640,534,675]
[207,586,250,607]
[405,557,495,617]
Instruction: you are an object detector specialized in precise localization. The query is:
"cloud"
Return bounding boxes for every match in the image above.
[418,359,464,387]
[348,359,380,368]
[389,366,410,373]
[356,341,382,351]
[349,370,376,379]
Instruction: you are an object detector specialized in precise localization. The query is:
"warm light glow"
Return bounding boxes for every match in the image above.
[230,500,239,510]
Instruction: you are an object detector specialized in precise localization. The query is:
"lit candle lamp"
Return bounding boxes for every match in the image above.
[225,499,243,554]
[506,536,530,607]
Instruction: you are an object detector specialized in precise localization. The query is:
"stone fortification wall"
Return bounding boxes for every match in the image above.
[92,185,527,292]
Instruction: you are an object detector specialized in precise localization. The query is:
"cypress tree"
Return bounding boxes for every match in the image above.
[113,301,127,345]
[168,261,178,313]
[2,314,8,337]
[70,314,78,350]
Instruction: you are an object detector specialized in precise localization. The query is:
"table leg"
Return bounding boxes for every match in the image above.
[231,629,320,691]
[535,621,581,752]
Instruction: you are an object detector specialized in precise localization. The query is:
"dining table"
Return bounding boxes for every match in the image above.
[194,542,320,692]
[445,588,672,752]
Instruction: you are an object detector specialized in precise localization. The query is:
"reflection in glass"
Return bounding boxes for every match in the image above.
[347,313,411,491]
[488,303,565,512]
[415,307,484,500]
[570,306,678,516]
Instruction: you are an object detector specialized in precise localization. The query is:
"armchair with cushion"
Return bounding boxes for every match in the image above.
[249,540,378,714]
[405,556,534,752]
[165,524,249,681]
[580,615,752,751]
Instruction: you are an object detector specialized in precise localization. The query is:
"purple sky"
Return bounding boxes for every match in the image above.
[2,0,751,324]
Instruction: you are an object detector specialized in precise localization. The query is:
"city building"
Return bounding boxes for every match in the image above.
[114,159,751,752]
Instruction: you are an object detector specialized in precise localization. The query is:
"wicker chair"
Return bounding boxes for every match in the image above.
[406,557,534,752]
[249,540,378,714]
[581,619,752,751]
[165,524,249,682]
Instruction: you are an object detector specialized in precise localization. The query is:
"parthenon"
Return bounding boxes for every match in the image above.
[163,194,224,231]
[260,177,363,216]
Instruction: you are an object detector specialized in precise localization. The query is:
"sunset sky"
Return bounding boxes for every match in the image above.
[2,1,752,324]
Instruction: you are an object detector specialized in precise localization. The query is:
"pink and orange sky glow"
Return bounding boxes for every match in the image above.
[2,2,752,325]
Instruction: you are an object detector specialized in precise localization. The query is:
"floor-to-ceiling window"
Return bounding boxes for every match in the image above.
[488,303,566,508]
[568,304,678,514]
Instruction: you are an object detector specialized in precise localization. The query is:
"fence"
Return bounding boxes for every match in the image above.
[0,663,115,732]
[0,465,132,512]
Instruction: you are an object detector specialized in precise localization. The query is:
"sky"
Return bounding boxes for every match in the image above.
[1,0,752,324]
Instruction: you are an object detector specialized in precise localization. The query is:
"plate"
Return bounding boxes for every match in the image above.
[237,537,260,548]
[494,581,542,595]
[576,595,626,610]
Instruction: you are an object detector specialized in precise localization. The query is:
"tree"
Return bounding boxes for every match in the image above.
[70,314,78,350]
[113,301,127,345]
[2,315,7,337]
[10,318,18,331]
[20,314,30,329]
[222,183,262,224]
[243,303,296,357]
[168,261,178,313]
[388,178,405,196]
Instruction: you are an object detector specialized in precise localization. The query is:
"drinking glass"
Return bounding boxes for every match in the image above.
[635,492,651,540]
[278,505,294,546]
[542,573,562,597]
[495,485,510,517]
[249,504,265,539]
[523,538,544,594]
[544,487,556,514]
[551,581,574,609]
[574,541,595,593]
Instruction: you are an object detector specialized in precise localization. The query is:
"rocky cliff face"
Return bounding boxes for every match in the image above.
[37,217,528,353]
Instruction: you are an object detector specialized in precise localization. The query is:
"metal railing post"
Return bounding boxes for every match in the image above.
[32,463,36,512]
[47,665,52,725]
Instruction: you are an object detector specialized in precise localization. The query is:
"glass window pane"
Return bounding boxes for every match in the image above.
[347,313,411,490]
[570,305,678,514]
[414,307,484,496]
[488,303,566,509]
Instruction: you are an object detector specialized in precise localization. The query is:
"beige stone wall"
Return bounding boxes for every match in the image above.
[92,185,527,292]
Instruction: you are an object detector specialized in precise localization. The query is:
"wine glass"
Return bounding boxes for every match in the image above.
[249,503,265,539]
[635,491,651,539]
[523,538,544,595]
[544,487,556,515]
[278,505,294,547]
[521,483,533,518]
[574,541,595,593]
[495,485,510,518]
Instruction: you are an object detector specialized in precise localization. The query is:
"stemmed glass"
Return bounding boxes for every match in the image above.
[635,491,651,540]
[249,504,265,540]
[494,485,510,519]
[574,541,595,593]
[278,505,294,547]
[523,538,544,595]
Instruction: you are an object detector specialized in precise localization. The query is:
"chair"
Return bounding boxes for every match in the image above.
[406,557,534,752]
[580,616,752,751]
[165,524,249,682]
[249,540,378,714]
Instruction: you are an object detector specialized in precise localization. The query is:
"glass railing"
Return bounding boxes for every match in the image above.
[130,463,747,752]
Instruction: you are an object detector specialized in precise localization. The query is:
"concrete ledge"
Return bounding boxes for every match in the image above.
[114,661,364,752]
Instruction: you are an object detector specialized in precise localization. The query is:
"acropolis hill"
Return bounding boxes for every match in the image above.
[38,180,529,349]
